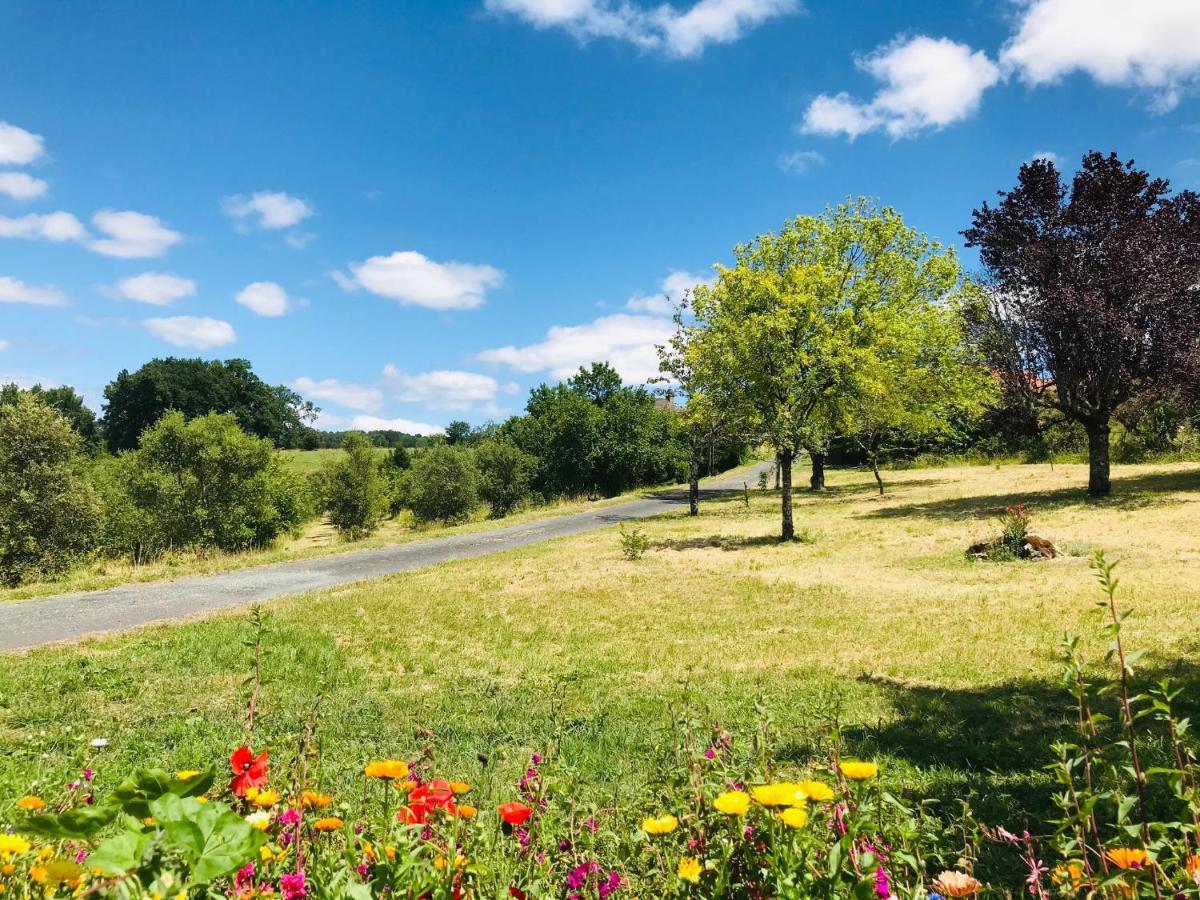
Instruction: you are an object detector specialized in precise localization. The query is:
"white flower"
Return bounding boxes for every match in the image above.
[90,738,109,748]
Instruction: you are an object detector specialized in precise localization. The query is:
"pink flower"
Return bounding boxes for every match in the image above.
[279,808,302,826]
[280,871,307,900]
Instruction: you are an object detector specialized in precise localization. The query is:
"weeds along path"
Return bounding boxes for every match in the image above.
[2,461,773,652]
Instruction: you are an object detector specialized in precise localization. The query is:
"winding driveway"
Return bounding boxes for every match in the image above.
[2,461,773,652]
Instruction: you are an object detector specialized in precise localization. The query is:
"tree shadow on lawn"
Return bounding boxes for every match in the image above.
[859,467,1200,522]
[651,534,788,552]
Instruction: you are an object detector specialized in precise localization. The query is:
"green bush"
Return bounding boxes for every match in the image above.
[0,396,101,585]
[405,445,480,524]
[110,411,309,556]
[320,432,390,540]
[619,524,650,560]
[475,440,536,518]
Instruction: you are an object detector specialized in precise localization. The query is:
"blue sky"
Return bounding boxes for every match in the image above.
[2,0,1198,434]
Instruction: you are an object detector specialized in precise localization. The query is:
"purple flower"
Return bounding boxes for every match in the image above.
[279,808,301,826]
[74,850,87,865]
[279,871,307,900]
[83,768,94,782]
[531,753,542,765]
[875,865,891,899]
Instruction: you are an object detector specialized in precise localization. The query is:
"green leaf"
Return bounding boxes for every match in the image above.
[88,830,153,876]
[150,794,265,885]
[21,804,118,840]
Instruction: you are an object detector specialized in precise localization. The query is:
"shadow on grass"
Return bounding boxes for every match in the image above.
[860,467,1200,522]
[651,534,787,552]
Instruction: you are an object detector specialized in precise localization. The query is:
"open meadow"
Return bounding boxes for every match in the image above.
[4,460,1199,889]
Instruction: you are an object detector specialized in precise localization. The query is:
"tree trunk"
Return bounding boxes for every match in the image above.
[1087,420,1112,497]
[779,448,794,541]
[688,458,700,516]
[774,456,780,489]
[870,452,884,495]
[809,450,826,491]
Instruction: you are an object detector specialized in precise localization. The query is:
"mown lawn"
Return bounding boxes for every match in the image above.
[3,461,1199,870]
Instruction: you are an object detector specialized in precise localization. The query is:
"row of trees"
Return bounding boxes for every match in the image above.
[660,152,1200,539]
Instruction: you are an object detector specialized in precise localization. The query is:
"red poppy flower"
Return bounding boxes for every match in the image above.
[398,781,457,824]
[499,802,533,826]
[230,745,269,797]
[508,889,528,900]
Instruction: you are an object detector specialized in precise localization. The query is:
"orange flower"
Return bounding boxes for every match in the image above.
[931,871,982,897]
[313,817,344,832]
[498,802,533,826]
[301,790,332,809]
[449,781,471,794]
[1187,854,1200,883]
[364,760,409,780]
[457,804,478,819]
[1106,848,1149,870]
[16,797,44,812]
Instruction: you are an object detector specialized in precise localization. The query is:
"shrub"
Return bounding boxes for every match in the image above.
[405,445,480,525]
[112,411,309,556]
[475,440,536,518]
[391,444,412,470]
[996,503,1029,557]
[619,524,650,560]
[320,432,390,540]
[0,396,100,585]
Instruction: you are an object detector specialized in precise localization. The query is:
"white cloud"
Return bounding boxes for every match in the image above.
[284,231,317,249]
[0,339,8,351]
[381,365,514,411]
[110,272,196,306]
[1001,0,1200,112]
[479,312,675,382]
[144,315,236,349]
[339,250,504,310]
[0,122,44,166]
[235,281,292,317]
[350,415,445,436]
[0,172,48,201]
[802,35,1000,139]
[1030,149,1062,166]
[292,376,383,412]
[777,149,826,174]
[485,0,798,58]
[0,211,87,242]
[626,268,711,315]
[88,210,182,258]
[0,276,68,307]
[222,191,314,230]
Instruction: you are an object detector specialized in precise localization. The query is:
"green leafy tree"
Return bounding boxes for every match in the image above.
[320,432,390,540]
[689,199,970,539]
[101,358,318,451]
[405,445,480,524]
[1,382,101,451]
[391,444,413,470]
[444,420,472,446]
[475,440,536,517]
[504,383,603,497]
[0,396,101,585]
[569,361,624,405]
[114,411,309,556]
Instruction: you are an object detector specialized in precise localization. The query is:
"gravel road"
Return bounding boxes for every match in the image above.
[2,461,772,652]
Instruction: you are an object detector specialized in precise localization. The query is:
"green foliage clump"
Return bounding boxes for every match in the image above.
[1,382,101,451]
[404,445,480,525]
[475,440,536,518]
[104,411,309,558]
[619,524,650,560]
[0,396,101,585]
[320,432,391,540]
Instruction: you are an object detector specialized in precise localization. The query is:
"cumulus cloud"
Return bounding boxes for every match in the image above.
[292,376,383,412]
[777,149,826,174]
[337,250,504,310]
[802,35,1000,139]
[144,315,236,349]
[110,272,196,306]
[0,276,68,307]
[222,191,314,231]
[0,172,48,201]
[485,0,798,58]
[235,281,293,317]
[626,269,711,316]
[0,211,87,242]
[349,415,444,436]
[88,210,183,258]
[1001,0,1200,112]
[381,365,515,411]
[1030,149,1062,166]
[479,313,675,383]
[0,122,44,165]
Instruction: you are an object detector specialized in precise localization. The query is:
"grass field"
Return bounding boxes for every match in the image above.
[3,460,1199,878]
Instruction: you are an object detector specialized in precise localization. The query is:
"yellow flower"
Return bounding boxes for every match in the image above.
[931,871,983,897]
[364,760,409,780]
[16,796,44,812]
[250,790,280,808]
[195,797,208,804]
[778,807,809,829]
[2,863,16,874]
[385,845,396,861]
[457,805,478,819]
[839,760,878,781]
[245,812,272,831]
[313,817,344,832]
[449,781,471,794]
[796,780,834,802]
[175,770,203,781]
[142,817,158,827]
[259,845,278,863]
[29,866,48,885]
[641,814,679,835]
[301,790,333,809]
[677,857,702,884]
[712,791,750,816]
[0,835,31,858]
[751,783,805,807]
